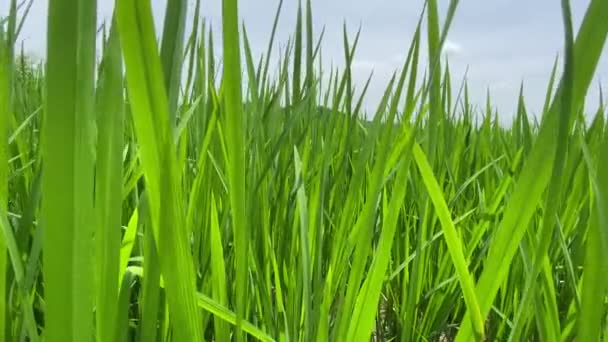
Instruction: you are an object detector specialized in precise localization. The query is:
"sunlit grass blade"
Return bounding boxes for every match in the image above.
[348,133,415,341]
[196,293,276,342]
[413,143,485,340]
[115,0,202,340]
[293,146,312,340]
[94,17,123,342]
[221,0,248,339]
[43,0,97,341]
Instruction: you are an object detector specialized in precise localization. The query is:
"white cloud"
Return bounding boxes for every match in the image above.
[442,40,463,56]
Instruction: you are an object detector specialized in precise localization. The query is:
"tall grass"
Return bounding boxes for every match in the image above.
[0,0,606,341]
[42,0,97,339]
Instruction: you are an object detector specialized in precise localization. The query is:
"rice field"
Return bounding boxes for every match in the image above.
[0,0,607,341]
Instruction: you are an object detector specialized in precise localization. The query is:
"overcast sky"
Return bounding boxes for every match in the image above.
[2,0,607,122]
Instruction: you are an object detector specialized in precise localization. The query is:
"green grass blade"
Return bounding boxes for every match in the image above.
[196,293,275,342]
[160,0,188,123]
[43,0,97,340]
[0,215,39,340]
[114,270,136,341]
[0,20,10,342]
[578,128,608,341]
[119,210,138,284]
[305,0,314,90]
[138,192,162,342]
[293,1,303,104]
[348,134,415,341]
[94,17,124,342]
[293,146,311,341]
[260,0,283,93]
[116,1,203,340]
[413,143,485,340]
[221,0,248,339]
[209,195,230,342]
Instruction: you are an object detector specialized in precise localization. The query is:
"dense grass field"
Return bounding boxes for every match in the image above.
[1,0,608,341]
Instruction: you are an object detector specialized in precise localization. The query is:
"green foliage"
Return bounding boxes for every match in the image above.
[0,0,606,341]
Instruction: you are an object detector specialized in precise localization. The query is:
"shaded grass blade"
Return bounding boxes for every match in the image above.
[159,0,187,124]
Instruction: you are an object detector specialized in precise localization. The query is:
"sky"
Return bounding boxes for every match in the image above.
[2,0,607,123]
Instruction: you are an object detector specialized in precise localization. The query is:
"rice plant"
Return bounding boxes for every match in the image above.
[0,0,606,341]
